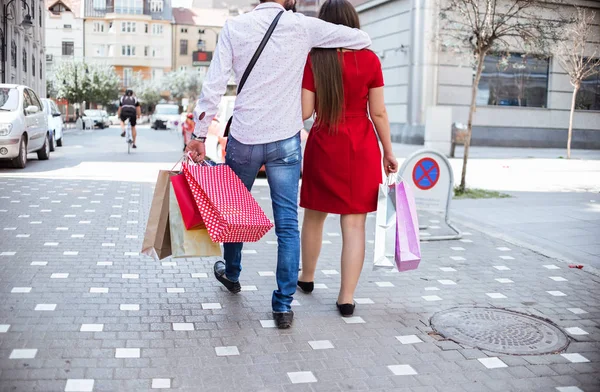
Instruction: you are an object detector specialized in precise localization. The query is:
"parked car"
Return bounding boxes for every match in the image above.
[0,84,50,168]
[108,114,120,125]
[41,98,64,151]
[82,109,109,129]
[151,104,181,130]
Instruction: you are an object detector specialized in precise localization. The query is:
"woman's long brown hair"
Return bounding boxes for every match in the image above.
[311,0,360,129]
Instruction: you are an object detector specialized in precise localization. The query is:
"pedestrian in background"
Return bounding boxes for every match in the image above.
[182,113,194,151]
[297,0,398,317]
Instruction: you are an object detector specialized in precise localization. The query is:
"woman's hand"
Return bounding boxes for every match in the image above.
[383,153,398,176]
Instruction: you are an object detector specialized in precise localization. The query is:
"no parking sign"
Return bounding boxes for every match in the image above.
[399,149,461,241]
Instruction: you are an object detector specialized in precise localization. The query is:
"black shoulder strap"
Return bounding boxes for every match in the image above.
[237,10,284,94]
[223,10,284,137]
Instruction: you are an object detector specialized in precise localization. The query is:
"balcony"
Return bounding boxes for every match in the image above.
[85,0,151,17]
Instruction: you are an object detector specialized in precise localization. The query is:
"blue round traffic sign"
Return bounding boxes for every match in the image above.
[412,157,440,190]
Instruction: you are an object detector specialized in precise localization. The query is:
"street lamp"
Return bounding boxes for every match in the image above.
[199,28,219,49]
[2,0,34,83]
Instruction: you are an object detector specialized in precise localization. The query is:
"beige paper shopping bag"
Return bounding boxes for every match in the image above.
[141,170,176,260]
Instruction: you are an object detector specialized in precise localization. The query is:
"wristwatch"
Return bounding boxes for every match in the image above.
[190,134,206,143]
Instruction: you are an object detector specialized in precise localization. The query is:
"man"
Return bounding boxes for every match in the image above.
[186,0,371,329]
[118,89,141,149]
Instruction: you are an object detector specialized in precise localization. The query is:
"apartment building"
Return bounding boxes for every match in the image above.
[83,0,173,87]
[171,7,228,78]
[353,0,600,148]
[1,0,46,96]
[44,0,84,80]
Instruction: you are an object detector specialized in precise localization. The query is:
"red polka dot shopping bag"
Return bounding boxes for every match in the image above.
[182,162,274,243]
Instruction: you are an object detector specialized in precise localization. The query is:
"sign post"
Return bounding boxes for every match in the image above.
[399,149,461,241]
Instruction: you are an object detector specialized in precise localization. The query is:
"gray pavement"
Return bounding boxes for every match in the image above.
[0,127,598,391]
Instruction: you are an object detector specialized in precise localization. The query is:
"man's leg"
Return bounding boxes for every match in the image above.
[264,133,302,315]
[120,120,126,137]
[131,126,137,145]
[221,136,264,284]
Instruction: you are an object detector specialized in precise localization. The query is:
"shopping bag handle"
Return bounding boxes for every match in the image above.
[386,173,405,186]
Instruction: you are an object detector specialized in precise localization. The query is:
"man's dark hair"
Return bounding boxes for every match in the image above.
[125,89,134,97]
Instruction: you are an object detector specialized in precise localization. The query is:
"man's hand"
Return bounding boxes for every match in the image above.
[383,153,398,177]
[185,139,206,163]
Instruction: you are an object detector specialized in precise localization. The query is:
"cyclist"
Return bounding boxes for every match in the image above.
[118,89,141,148]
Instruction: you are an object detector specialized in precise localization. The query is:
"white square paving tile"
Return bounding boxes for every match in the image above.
[173,323,195,331]
[422,295,443,301]
[56,227,69,231]
[30,221,42,225]
[71,234,85,238]
[127,221,138,224]
[44,242,59,247]
[89,287,109,293]
[9,349,37,359]
[565,327,588,336]
[487,293,507,299]
[396,335,423,344]
[1,252,16,256]
[115,348,141,358]
[549,276,568,282]
[120,304,140,311]
[544,265,561,270]
[439,267,457,272]
[0,325,10,333]
[355,298,374,304]
[51,273,69,279]
[555,387,584,392]
[567,308,588,315]
[478,357,508,369]
[166,288,185,293]
[97,262,113,266]
[11,287,31,293]
[376,282,394,287]
[258,271,275,277]
[126,235,138,239]
[388,364,418,376]
[547,291,567,297]
[497,247,511,251]
[102,243,115,247]
[438,280,456,285]
[64,251,79,256]
[493,266,510,271]
[31,261,48,266]
[450,256,466,261]
[343,316,365,324]
[64,214,76,218]
[151,379,171,389]
[322,240,332,244]
[460,239,473,243]
[266,240,277,245]
[35,304,57,311]
[450,247,465,251]
[202,303,222,310]
[191,273,207,278]
[242,250,257,254]
[3,227,16,231]
[241,285,258,291]
[287,371,317,384]
[499,256,515,260]
[80,324,104,332]
[561,353,589,363]
[215,346,239,356]
[313,283,328,289]
[326,232,341,237]
[425,287,440,291]
[260,320,277,328]
[124,252,139,256]
[495,278,514,284]
[322,270,339,275]
[309,340,334,350]
[111,215,122,218]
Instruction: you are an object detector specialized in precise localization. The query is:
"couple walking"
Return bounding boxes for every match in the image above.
[186,0,398,329]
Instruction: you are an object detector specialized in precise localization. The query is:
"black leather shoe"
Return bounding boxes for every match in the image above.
[336,302,356,317]
[120,131,126,137]
[213,261,241,293]
[297,280,314,294]
[273,311,294,329]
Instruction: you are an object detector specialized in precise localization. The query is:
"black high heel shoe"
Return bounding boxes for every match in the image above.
[336,302,356,317]
[297,281,314,294]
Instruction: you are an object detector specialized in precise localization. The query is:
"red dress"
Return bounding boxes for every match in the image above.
[300,50,384,214]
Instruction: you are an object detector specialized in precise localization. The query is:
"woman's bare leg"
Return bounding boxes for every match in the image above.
[299,208,328,282]
[338,213,367,304]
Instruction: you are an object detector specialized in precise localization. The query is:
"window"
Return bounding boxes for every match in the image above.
[197,39,206,51]
[115,0,143,14]
[477,53,549,108]
[62,41,74,56]
[179,65,186,71]
[152,68,163,81]
[23,48,27,73]
[93,22,105,32]
[181,28,188,33]
[576,60,600,111]
[23,90,33,114]
[32,55,35,77]
[64,24,72,29]
[144,23,149,33]
[152,24,163,35]
[40,61,42,79]
[39,5,42,26]
[121,22,136,33]
[32,0,35,18]
[93,0,106,10]
[152,48,159,57]
[150,0,163,12]
[123,67,133,86]
[95,45,106,57]
[121,45,136,56]
[180,39,188,55]
[11,40,16,68]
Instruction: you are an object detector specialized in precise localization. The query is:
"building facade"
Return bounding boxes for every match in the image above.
[354,0,600,149]
[44,0,84,81]
[1,0,46,97]
[171,7,227,78]
[83,0,173,87]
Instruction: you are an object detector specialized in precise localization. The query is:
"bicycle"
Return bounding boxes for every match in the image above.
[124,119,133,154]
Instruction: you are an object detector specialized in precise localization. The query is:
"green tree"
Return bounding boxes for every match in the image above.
[51,61,120,108]
[130,72,163,110]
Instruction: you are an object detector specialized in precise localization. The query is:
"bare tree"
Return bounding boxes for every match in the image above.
[438,0,564,193]
[554,6,600,159]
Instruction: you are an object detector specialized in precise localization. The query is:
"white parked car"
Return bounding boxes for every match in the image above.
[108,114,120,125]
[0,84,50,168]
[151,104,181,130]
[82,109,109,129]
[41,98,64,151]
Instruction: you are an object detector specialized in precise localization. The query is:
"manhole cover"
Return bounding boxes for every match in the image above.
[430,307,569,355]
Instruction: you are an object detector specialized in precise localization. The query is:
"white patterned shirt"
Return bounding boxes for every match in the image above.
[193,2,371,145]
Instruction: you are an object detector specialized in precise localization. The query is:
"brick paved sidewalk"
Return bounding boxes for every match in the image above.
[0,177,598,392]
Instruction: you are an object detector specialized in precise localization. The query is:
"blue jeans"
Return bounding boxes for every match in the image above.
[224,133,301,313]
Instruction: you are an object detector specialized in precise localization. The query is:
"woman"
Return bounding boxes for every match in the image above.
[298,0,398,317]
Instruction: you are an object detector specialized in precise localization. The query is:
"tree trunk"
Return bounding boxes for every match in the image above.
[567,84,579,159]
[459,54,486,192]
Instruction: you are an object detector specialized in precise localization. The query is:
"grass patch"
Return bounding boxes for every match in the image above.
[453,187,511,199]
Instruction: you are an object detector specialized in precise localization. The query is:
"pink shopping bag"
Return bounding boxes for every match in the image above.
[394,180,421,271]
